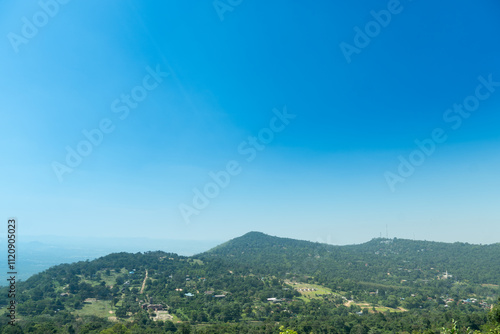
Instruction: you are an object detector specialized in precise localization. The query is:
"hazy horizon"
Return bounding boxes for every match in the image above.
[7,230,500,249]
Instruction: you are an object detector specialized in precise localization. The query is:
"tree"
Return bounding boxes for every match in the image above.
[177,323,191,334]
[383,295,399,308]
[2,325,24,334]
[481,299,500,334]
[279,326,298,334]
[489,299,500,324]
[99,323,131,334]
[115,307,127,319]
[115,276,125,286]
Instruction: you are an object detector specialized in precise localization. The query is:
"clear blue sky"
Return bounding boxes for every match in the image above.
[1,0,500,245]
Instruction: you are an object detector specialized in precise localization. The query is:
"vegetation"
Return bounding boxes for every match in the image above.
[1,232,499,333]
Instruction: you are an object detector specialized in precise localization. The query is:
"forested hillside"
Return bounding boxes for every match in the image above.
[1,232,499,333]
[203,232,500,284]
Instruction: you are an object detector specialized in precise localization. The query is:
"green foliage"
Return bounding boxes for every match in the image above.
[1,233,499,333]
[99,323,131,334]
[490,300,500,324]
[279,325,298,334]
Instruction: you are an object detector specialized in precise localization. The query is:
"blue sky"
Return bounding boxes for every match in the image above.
[1,0,500,245]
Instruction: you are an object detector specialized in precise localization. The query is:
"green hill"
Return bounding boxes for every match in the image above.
[1,232,499,333]
[202,232,500,285]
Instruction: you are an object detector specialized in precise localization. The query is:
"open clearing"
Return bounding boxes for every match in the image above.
[345,300,406,313]
[481,284,499,289]
[286,281,340,301]
[74,300,116,319]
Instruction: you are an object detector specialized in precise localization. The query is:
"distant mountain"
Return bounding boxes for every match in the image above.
[200,232,500,284]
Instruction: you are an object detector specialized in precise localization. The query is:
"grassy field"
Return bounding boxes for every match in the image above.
[99,268,129,287]
[159,313,180,323]
[53,280,66,293]
[74,300,116,319]
[482,284,499,289]
[345,300,406,313]
[373,306,391,312]
[371,306,405,313]
[286,281,339,302]
[78,268,132,288]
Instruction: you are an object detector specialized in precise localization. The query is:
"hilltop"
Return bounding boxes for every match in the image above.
[202,232,500,284]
